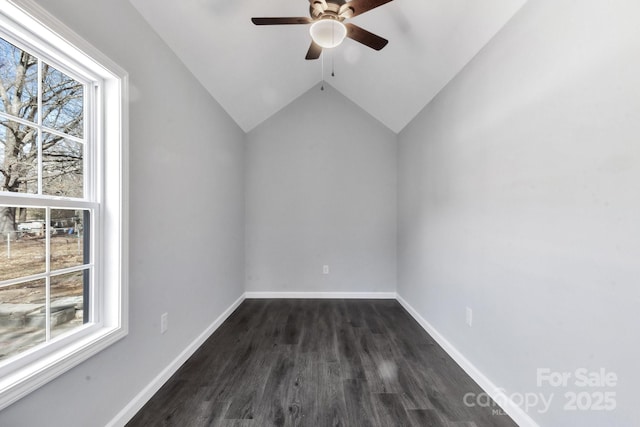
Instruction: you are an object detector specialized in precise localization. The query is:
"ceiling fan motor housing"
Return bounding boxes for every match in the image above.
[310,0,354,20]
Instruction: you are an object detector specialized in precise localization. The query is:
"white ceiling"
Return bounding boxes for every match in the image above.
[129,0,526,133]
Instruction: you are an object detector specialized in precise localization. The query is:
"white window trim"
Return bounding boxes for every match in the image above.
[0,0,128,410]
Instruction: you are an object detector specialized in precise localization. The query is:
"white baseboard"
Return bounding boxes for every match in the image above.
[106,293,245,427]
[396,294,539,427]
[244,291,397,299]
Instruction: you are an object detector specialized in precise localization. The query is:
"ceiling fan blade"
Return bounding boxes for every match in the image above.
[251,17,313,25]
[345,23,388,50]
[305,41,323,60]
[339,0,394,18]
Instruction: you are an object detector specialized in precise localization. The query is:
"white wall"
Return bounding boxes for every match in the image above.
[398,0,640,426]
[245,84,397,294]
[0,0,245,425]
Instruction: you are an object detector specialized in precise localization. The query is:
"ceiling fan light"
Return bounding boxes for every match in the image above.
[309,19,347,49]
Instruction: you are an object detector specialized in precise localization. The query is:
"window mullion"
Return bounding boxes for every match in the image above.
[87,82,98,203]
[37,126,85,145]
[44,207,51,342]
[0,111,35,128]
[37,58,43,196]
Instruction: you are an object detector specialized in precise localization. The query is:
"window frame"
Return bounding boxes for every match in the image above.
[0,0,128,410]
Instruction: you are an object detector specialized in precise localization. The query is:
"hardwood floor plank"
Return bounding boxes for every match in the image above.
[223,341,273,419]
[421,367,475,422]
[396,360,434,410]
[343,379,377,427]
[257,349,296,426]
[266,300,294,345]
[336,308,366,380]
[281,309,302,345]
[369,334,404,394]
[284,350,314,426]
[225,390,259,420]
[360,301,384,334]
[371,393,413,426]
[198,400,231,427]
[298,300,320,353]
[315,361,348,426]
[206,343,260,402]
[407,409,449,427]
[317,301,339,364]
[343,299,364,328]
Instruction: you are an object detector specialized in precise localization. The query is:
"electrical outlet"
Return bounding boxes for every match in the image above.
[323,265,329,274]
[161,312,168,334]
[465,307,473,327]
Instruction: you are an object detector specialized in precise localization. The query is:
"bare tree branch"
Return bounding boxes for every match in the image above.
[1,39,83,232]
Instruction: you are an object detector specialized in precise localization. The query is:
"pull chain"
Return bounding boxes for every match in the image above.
[331,50,335,77]
[331,22,336,77]
[321,52,325,91]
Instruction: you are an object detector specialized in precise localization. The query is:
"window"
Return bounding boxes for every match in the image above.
[0,0,127,409]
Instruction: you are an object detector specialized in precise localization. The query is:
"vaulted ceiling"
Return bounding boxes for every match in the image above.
[129,0,526,133]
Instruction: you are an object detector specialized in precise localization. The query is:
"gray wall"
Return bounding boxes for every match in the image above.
[245,84,397,294]
[0,0,245,425]
[398,0,640,425]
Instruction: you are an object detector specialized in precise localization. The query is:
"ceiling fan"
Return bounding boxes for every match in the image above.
[251,0,394,60]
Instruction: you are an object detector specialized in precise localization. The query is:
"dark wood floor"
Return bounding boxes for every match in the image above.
[127,299,517,427]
